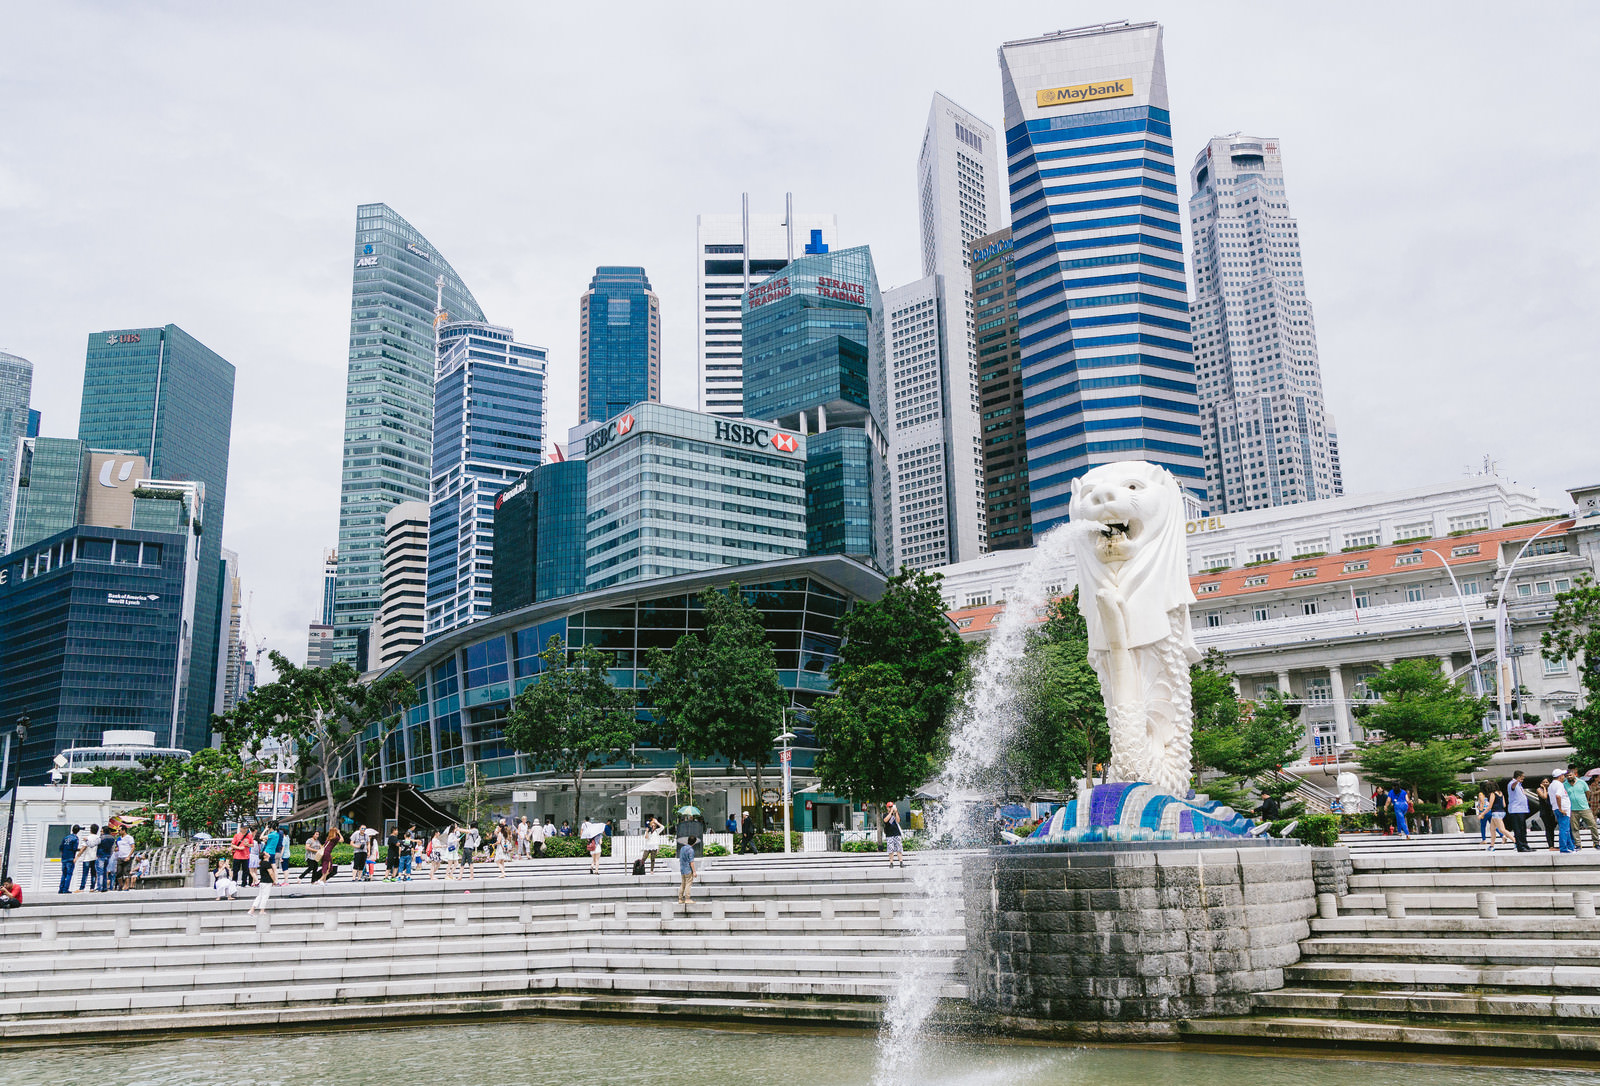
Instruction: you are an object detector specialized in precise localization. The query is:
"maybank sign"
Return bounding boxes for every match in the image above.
[1036,77,1134,109]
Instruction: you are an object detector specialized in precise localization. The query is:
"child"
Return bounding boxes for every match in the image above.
[213,864,239,900]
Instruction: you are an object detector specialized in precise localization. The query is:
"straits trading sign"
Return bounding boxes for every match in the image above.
[1036,77,1133,109]
[816,276,865,305]
[748,276,790,310]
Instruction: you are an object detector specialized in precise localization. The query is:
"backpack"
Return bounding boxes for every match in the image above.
[631,858,646,876]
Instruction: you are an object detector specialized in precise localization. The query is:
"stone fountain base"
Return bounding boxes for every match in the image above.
[963,840,1316,1039]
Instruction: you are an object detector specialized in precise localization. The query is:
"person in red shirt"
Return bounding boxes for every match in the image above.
[0,877,22,909]
[231,827,255,888]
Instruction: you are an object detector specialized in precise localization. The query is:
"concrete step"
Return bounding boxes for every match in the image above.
[1300,935,1600,966]
[1287,959,1600,992]
[1256,986,1600,1021]
[1178,1012,1600,1054]
[1311,915,1600,938]
[1333,891,1598,917]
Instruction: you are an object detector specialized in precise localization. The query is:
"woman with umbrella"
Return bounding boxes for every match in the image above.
[580,816,606,874]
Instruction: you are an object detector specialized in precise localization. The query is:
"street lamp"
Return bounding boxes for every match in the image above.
[1,716,31,883]
[1412,548,1484,698]
[1490,518,1571,732]
[777,719,797,855]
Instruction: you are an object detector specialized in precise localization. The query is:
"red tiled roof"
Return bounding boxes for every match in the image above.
[945,517,1574,627]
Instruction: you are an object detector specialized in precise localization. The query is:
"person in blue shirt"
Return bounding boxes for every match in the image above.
[1386,786,1411,838]
[677,837,699,905]
[58,825,80,894]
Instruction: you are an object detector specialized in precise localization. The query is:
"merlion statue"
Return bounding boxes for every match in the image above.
[1069,461,1201,796]
[1336,772,1362,813]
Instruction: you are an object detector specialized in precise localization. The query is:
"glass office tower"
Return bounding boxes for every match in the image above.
[741,246,892,572]
[578,267,659,425]
[491,459,589,613]
[968,228,1033,550]
[8,437,90,551]
[427,321,546,637]
[333,204,485,667]
[998,21,1203,533]
[0,351,33,555]
[78,324,234,752]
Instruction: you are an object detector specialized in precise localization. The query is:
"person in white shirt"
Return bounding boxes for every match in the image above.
[1552,766,1576,853]
[529,816,546,858]
[75,826,100,892]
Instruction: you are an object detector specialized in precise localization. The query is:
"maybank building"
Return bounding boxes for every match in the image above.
[998,22,1203,532]
[583,402,809,590]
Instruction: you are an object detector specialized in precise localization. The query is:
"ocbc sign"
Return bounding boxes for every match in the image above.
[584,413,636,456]
[715,420,797,454]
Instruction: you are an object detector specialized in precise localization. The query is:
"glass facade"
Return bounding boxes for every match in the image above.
[579,267,660,425]
[0,351,34,555]
[998,24,1204,534]
[0,525,195,785]
[491,459,589,613]
[9,438,90,552]
[79,324,234,753]
[583,403,807,591]
[333,204,485,667]
[427,321,546,637]
[969,228,1033,550]
[741,246,892,571]
[369,556,883,794]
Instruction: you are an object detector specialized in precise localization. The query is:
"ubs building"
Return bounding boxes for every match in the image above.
[740,246,892,572]
[0,485,203,785]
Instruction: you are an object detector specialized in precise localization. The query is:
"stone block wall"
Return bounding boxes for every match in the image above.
[964,842,1315,1033]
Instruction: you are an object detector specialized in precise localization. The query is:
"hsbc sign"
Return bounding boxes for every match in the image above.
[584,412,637,456]
[715,420,799,456]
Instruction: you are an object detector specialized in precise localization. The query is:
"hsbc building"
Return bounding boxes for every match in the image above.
[579,402,808,591]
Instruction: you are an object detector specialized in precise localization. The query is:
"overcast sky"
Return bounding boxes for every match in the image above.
[3,2,1596,675]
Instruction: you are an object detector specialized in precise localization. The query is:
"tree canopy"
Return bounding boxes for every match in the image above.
[215,650,419,830]
[1543,573,1600,768]
[85,748,258,837]
[645,586,786,796]
[504,636,639,824]
[833,568,967,749]
[1014,592,1107,792]
[810,662,928,833]
[1355,657,1493,799]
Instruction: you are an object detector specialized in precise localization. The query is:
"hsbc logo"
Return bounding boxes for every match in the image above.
[716,420,799,456]
[584,412,638,457]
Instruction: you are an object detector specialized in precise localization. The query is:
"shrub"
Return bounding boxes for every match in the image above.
[703,844,730,857]
[843,840,885,852]
[1293,814,1341,847]
[1340,811,1377,831]
[753,831,803,853]
[540,835,609,858]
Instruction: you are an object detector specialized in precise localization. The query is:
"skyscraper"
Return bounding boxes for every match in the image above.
[1188,134,1341,512]
[427,321,546,637]
[578,267,658,426]
[8,437,90,551]
[0,351,34,555]
[997,22,1203,533]
[491,459,588,612]
[914,94,1007,561]
[696,197,838,417]
[332,204,485,668]
[79,324,234,751]
[373,501,428,670]
[320,549,337,626]
[885,277,957,570]
[742,246,892,571]
[218,548,244,712]
[968,228,1033,550]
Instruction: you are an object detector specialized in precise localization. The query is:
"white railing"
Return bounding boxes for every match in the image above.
[1198,596,1491,652]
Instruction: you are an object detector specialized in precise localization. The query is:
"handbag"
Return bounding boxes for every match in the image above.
[631,858,645,876]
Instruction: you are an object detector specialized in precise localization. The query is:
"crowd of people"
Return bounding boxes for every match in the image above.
[1375,767,1600,853]
[55,823,151,894]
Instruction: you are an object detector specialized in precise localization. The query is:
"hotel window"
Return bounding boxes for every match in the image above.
[1302,601,1319,615]
[1353,592,1370,609]
[965,593,990,608]
[1536,581,1552,595]
[1206,614,1221,627]
[1245,575,1269,587]
[1197,583,1220,594]
[1528,538,1568,557]
[1518,583,1533,598]
[1394,554,1423,567]
[1343,529,1379,549]
[1202,553,1232,570]
[1544,656,1569,676]
[1249,548,1280,564]
[1291,568,1317,580]
[1451,544,1481,558]
[1395,521,1431,541]
[1557,578,1572,593]
[1253,608,1269,622]
[1343,560,1369,573]
[1305,676,1331,702]
[1447,512,1489,534]
[1405,586,1425,602]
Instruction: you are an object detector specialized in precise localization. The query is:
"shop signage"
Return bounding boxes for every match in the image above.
[748,276,790,310]
[972,237,1012,263]
[584,412,637,456]
[1036,77,1133,109]
[816,275,865,304]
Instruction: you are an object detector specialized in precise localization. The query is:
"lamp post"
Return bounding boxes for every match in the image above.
[778,716,796,855]
[1412,548,1484,697]
[1,716,31,883]
[1490,518,1571,732]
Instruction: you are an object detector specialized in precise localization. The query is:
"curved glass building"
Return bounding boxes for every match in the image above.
[333,204,485,667]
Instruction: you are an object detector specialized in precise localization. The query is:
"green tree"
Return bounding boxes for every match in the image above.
[833,568,967,749]
[1355,658,1493,799]
[645,586,786,799]
[1543,573,1600,768]
[504,636,639,825]
[165,747,260,836]
[1015,593,1108,791]
[79,766,165,804]
[810,662,928,836]
[215,650,419,831]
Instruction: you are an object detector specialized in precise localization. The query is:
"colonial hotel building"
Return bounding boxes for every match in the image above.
[940,475,1600,792]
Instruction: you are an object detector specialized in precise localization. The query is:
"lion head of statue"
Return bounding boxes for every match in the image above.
[1068,460,1197,653]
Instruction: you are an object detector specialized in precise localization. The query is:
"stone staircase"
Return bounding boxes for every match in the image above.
[1180,842,1600,1054]
[0,852,967,1040]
